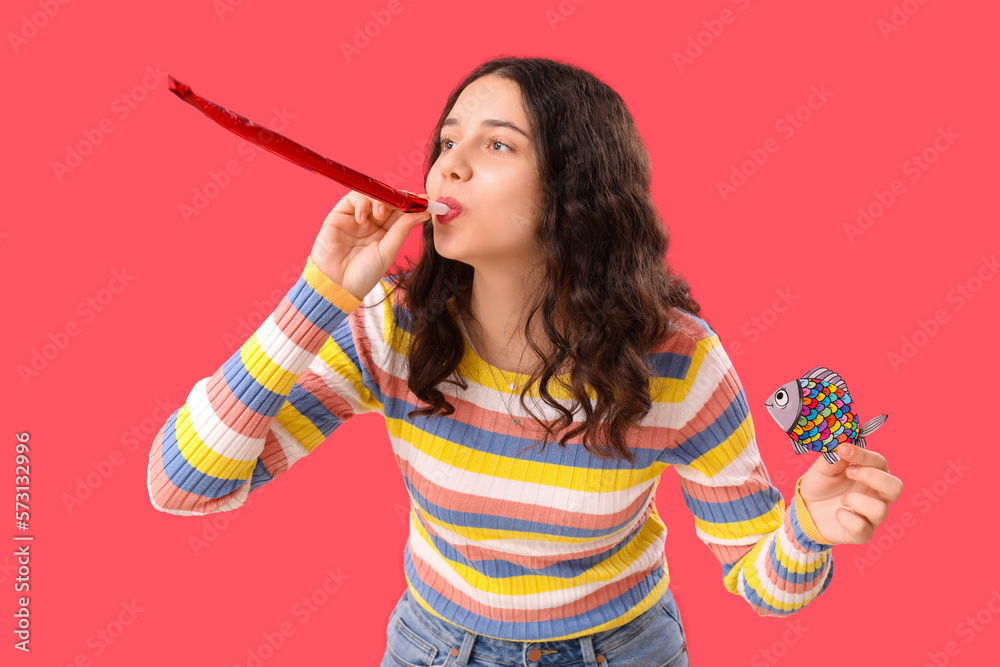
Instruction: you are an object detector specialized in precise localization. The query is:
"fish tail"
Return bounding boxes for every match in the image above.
[855,435,867,450]
[858,413,888,438]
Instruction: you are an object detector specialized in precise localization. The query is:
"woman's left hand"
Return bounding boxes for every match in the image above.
[797,442,904,545]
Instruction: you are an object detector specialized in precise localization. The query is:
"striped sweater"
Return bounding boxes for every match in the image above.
[146,255,835,641]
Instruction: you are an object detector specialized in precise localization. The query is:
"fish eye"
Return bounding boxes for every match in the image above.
[775,390,788,407]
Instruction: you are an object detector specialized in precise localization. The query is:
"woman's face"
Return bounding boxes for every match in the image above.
[426,74,545,269]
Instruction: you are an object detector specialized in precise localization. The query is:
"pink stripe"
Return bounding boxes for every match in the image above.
[257,431,288,477]
[147,424,242,514]
[678,461,773,503]
[761,516,824,595]
[414,497,656,570]
[665,364,743,457]
[409,545,664,624]
[400,456,650,540]
[707,541,756,567]
[273,294,337,353]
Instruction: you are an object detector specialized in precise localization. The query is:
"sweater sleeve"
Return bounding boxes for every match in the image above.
[146,256,388,516]
[661,328,835,617]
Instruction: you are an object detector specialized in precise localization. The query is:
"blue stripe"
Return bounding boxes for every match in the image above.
[403,480,655,567]
[160,410,247,498]
[249,459,273,491]
[221,352,291,418]
[789,494,834,553]
[328,305,386,407]
[669,386,751,466]
[286,380,347,435]
[648,350,693,381]
[385,394,663,471]
[681,486,783,525]
[767,534,830,584]
[737,555,834,616]
[286,275,353,336]
[403,542,668,641]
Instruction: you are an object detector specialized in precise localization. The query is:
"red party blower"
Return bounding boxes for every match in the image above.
[166,75,449,215]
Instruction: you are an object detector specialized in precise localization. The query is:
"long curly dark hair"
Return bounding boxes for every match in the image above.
[369,55,706,463]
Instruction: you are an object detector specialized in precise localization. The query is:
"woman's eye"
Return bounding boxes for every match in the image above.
[488,138,512,152]
[438,137,512,153]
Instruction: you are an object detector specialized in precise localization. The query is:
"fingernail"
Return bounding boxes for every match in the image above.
[846,465,858,477]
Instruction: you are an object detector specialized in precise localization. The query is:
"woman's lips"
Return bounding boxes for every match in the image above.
[436,196,464,224]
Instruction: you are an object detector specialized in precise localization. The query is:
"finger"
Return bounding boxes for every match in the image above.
[346,191,364,223]
[837,443,889,472]
[372,199,389,225]
[837,506,874,544]
[847,466,905,503]
[842,490,888,527]
[358,196,372,224]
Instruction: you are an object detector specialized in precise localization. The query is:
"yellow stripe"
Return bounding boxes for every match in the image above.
[316,336,382,412]
[239,333,299,395]
[682,412,756,478]
[794,475,835,544]
[382,295,586,401]
[669,334,722,403]
[303,255,363,312]
[386,416,658,542]
[406,567,673,641]
[722,512,831,612]
[694,498,784,540]
[174,404,257,479]
[409,500,664,595]
[274,400,326,454]
[738,545,829,613]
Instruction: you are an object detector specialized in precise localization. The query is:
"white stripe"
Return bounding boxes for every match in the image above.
[270,418,309,468]
[392,433,655,518]
[695,524,771,546]
[748,534,818,606]
[672,343,733,430]
[255,315,314,376]
[407,511,665,610]
[672,435,763,487]
[306,281,389,417]
[147,447,251,516]
[776,517,831,563]
[409,495,659,559]
[185,378,264,463]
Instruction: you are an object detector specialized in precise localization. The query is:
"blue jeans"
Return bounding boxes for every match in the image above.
[381,587,690,667]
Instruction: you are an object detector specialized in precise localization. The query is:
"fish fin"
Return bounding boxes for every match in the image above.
[855,435,867,450]
[859,414,888,437]
[802,366,849,394]
[791,437,808,454]
[823,451,840,464]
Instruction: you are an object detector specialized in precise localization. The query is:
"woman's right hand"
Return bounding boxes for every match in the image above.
[310,190,432,300]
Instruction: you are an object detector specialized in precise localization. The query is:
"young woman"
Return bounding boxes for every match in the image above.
[147,56,903,667]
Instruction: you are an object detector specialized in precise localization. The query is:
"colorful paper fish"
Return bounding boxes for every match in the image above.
[765,367,887,464]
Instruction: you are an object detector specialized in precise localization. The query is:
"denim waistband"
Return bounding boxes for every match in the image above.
[397,587,675,666]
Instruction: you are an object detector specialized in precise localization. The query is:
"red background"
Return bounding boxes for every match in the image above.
[3,0,997,665]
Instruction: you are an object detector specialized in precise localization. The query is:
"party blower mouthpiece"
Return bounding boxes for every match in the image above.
[167,75,449,216]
